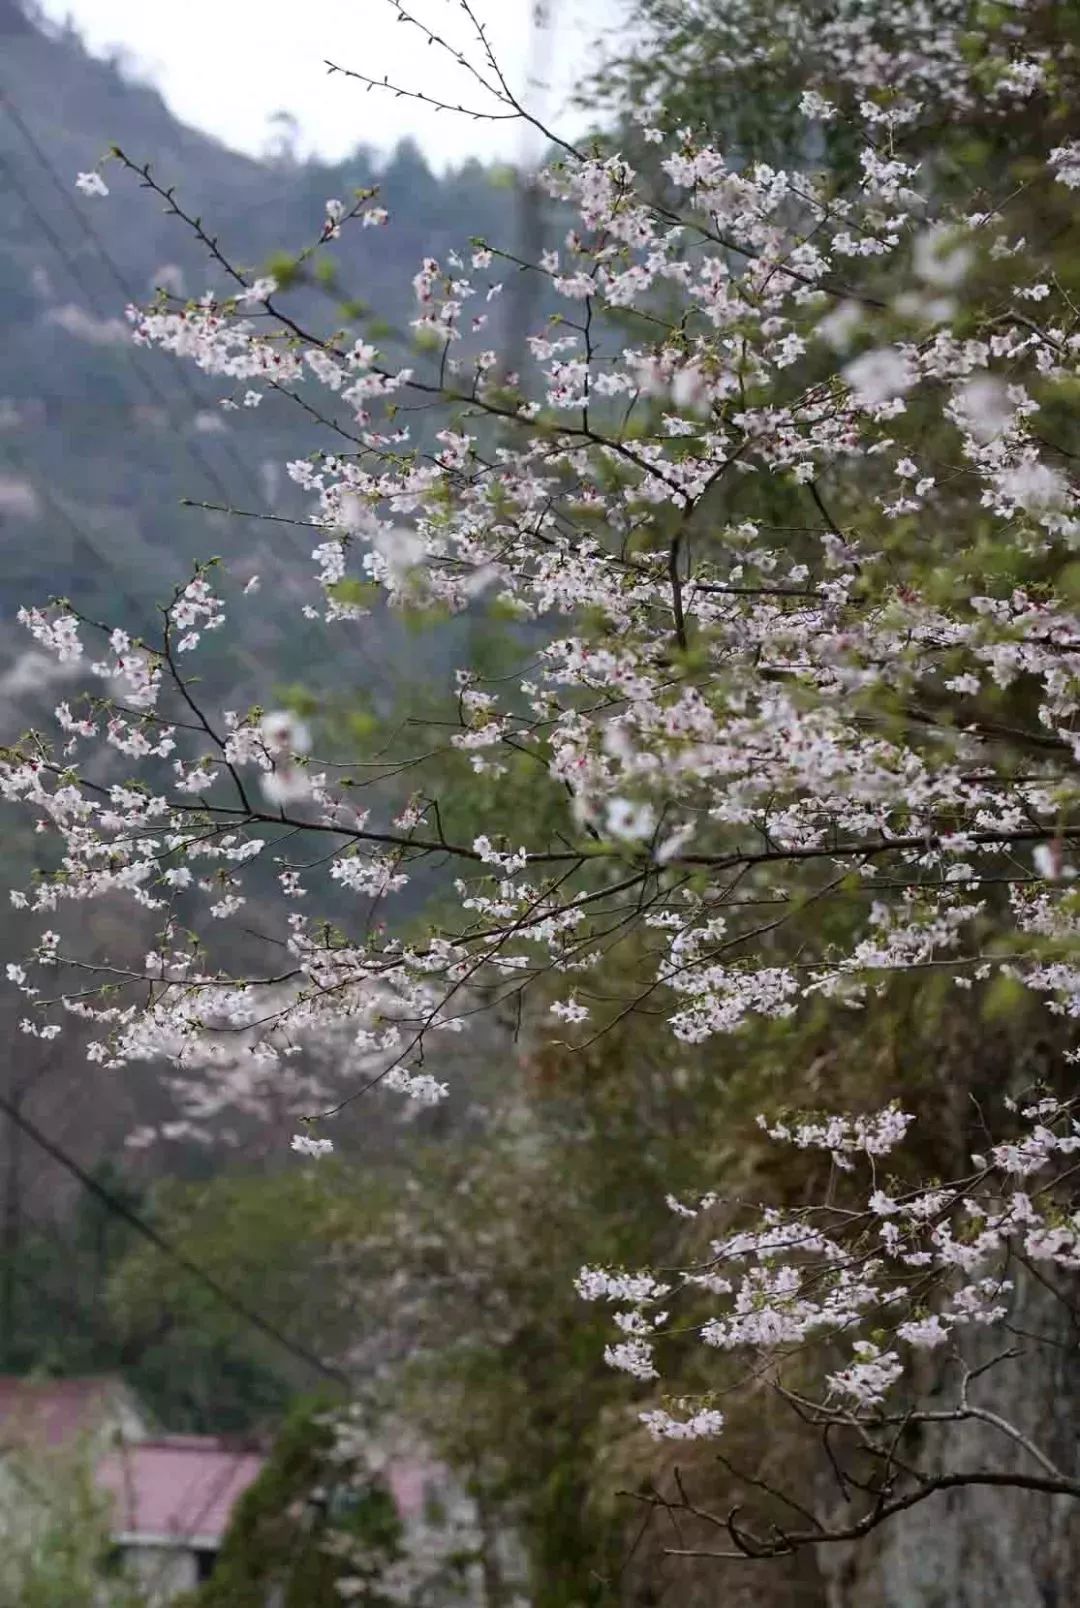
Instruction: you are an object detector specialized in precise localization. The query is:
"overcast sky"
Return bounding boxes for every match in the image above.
[38,0,616,169]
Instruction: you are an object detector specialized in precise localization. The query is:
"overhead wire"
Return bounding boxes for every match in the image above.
[0,439,151,621]
[0,83,268,511]
[0,146,245,514]
[0,88,320,676]
[0,1256,266,1590]
[0,44,360,1503]
[0,154,277,658]
[0,1092,347,1387]
[0,149,220,622]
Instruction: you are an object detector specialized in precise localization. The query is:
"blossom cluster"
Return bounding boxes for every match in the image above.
[582,1095,1080,1429]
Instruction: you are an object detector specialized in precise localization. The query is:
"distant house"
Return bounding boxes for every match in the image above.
[99,1435,266,1599]
[0,1375,265,1602]
[0,1372,149,1451]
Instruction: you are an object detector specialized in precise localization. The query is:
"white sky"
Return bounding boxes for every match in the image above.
[38,0,617,169]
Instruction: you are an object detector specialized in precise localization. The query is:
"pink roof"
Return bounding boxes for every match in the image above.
[98,1438,265,1545]
[0,1375,131,1448]
[0,1377,438,1547]
[385,1459,434,1520]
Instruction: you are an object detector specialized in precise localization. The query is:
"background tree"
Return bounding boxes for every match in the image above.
[0,1436,148,1608]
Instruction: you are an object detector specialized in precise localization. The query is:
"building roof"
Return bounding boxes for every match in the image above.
[98,1437,265,1547]
[0,1374,142,1448]
[0,1378,262,1549]
[0,1376,431,1551]
[385,1458,434,1520]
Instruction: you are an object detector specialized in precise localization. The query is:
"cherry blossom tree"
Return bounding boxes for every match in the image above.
[7,0,1080,1574]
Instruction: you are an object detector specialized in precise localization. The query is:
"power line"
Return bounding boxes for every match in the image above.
[0,1092,347,1387]
[0,438,153,621]
[0,83,268,511]
[0,160,273,652]
[0,430,274,696]
[0,146,245,514]
[0,93,313,656]
[0,1259,263,1596]
[0,159,237,589]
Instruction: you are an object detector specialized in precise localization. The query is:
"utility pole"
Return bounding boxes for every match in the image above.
[1,1047,59,1364]
[501,0,559,381]
[0,1075,22,1362]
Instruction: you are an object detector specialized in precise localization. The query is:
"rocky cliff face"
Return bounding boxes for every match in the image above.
[617,1265,1080,1607]
[820,1269,1080,1608]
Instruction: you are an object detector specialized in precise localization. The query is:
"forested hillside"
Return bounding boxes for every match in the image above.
[0,0,509,641]
[0,0,535,958]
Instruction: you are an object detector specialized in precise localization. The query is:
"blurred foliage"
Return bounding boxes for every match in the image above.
[0,1437,148,1607]
[1,1161,296,1434]
[181,1396,402,1608]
